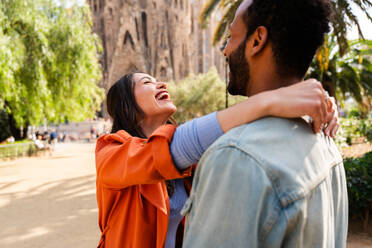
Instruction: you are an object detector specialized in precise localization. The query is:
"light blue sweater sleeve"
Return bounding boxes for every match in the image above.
[170,112,224,170]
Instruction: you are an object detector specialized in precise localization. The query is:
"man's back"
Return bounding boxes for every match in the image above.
[182,117,348,248]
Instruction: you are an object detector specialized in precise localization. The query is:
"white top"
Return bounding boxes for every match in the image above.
[34,140,45,149]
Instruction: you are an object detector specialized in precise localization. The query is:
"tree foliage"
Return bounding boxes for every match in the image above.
[168,68,246,124]
[0,0,104,130]
[344,152,372,230]
[307,35,372,112]
[199,0,372,111]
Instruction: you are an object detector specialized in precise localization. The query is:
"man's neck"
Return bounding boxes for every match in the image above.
[247,67,302,96]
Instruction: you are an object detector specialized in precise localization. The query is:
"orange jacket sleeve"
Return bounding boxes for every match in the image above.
[95,125,192,189]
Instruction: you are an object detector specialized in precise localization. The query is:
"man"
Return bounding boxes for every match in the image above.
[182,0,347,247]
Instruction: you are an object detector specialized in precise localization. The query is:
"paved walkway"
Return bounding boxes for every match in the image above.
[0,142,371,248]
[0,143,100,248]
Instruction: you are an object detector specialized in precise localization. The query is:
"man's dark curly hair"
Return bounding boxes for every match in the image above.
[242,0,332,78]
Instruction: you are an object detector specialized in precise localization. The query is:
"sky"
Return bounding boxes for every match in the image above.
[348,2,372,40]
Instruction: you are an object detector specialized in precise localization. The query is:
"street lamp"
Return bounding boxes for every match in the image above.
[221,41,228,109]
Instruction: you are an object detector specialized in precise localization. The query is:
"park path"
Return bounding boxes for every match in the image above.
[0,143,100,248]
[0,142,371,248]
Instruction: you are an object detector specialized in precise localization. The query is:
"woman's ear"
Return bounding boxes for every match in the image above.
[247,26,268,56]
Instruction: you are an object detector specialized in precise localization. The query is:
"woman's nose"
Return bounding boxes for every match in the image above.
[157,81,167,89]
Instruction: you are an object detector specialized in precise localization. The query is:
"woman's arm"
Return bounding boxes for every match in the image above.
[170,112,223,169]
[96,126,192,189]
[171,79,339,169]
[217,79,331,133]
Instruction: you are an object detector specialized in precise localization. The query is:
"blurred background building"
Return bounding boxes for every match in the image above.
[87,0,226,90]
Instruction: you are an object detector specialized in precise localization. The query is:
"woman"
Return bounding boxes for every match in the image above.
[95,72,338,248]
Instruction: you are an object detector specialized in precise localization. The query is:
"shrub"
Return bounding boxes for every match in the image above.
[344,152,372,230]
[168,68,246,124]
[348,108,362,118]
[366,129,372,143]
[0,141,38,160]
[335,117,372,146]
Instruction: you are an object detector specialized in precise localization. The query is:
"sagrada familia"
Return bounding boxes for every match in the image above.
[87,0,226,90]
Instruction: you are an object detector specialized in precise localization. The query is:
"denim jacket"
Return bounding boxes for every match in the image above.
[182,117,348,248]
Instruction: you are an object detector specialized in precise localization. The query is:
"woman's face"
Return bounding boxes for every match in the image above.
[133,73,177,121]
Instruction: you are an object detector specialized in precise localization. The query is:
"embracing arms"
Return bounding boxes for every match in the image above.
[96,79,338,188]
[172,79,338,169]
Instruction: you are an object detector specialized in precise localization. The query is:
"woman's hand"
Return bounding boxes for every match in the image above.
[264,79,337,134]
[324,96,340,138]
[216,78,340,136]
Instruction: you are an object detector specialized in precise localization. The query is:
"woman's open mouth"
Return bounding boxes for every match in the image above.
[155,91,171,101]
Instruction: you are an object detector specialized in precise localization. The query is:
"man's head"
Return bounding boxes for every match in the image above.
[224,0,332,96]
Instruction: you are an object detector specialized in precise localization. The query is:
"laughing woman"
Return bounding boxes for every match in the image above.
[95,72,338,248]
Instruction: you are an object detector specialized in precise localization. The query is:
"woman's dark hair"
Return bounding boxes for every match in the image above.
[106,73,147,138]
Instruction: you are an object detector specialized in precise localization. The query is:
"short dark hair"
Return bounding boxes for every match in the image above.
[242,0,332,77]
[106,73,146,138]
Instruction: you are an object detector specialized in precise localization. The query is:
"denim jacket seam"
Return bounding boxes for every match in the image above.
[260,197,282,243]
[277,160,344,207]
[209,142,283,242]
[220,140,344,208]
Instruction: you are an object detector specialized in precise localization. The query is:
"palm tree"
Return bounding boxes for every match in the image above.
[200,0,372,112]
[200,0,372,56]
[307,35,372,114]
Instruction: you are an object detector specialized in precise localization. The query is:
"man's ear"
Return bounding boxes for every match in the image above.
[246,26,268,56]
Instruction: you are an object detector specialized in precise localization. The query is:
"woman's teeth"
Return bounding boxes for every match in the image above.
[157,92,169,100]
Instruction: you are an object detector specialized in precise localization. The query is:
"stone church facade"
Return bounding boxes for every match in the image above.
[87,0,226,90]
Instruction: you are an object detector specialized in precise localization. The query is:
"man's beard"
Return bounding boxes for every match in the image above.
[227,39,250,96]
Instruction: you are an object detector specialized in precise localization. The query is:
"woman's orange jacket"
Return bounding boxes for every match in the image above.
[95,125,192,248]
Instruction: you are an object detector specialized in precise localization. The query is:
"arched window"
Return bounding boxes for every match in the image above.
[99,0,104,9]
[160,67,167,78]
[94,0,98,12]
[123,31,135,50]
[191,8,194,34]
[141,12,148,47]
[135,18,140,41]
[160,33,166,48]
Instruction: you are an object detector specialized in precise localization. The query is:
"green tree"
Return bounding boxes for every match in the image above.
[199,0,372,55]
[199,0,372,112]
[0,0,103,140]
[168,68,246,124]
[307,35,372,114]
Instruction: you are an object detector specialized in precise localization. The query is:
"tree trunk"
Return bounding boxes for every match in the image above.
[7,113,24,141]
[0,110,12,142]
[363,209,370,231]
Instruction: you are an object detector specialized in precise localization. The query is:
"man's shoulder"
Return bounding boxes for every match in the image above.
[201,117,343,205]
[210,117,313,151]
